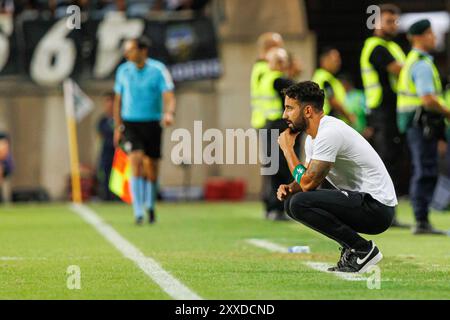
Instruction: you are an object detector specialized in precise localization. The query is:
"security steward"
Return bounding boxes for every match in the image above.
[251,32,296,221]
[312,47,354,124]
[397,19,450,235]
[251,32,284,130]
[262,47,298,220]
[360,4,408,228]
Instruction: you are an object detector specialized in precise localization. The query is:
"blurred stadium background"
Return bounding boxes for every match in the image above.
[0,0,450,300]
[0,0,449,202]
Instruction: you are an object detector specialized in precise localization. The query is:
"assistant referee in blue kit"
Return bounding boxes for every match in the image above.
[114,36,176,225]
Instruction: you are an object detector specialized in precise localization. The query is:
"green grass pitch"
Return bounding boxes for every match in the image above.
[0,200,449,299]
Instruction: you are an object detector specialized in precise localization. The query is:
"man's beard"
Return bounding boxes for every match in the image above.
[287,116,307,133]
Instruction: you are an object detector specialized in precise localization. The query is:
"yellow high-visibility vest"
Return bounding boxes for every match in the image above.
[251,61,270,128]
[250,61,283,128]
[397,49,445,133]
[360,36,405,109]
[312,68,346,116]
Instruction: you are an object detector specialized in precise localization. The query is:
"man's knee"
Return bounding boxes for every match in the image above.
[288,192,315,220]
[143,157,159,182]
[129,151,145,175]
[284,196,293,218]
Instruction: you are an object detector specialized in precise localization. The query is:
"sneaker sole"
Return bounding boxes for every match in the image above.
[358,251,383,274]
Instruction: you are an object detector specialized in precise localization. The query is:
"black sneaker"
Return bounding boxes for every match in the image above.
[412,221,446,235]
[148,209,156,224]
[135,216,144,225]
[329,241,383,273]
[327,247,350,272]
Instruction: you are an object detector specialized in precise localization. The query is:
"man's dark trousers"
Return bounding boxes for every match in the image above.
[371,115,403,194]
[406,125,439,223]
[284,189,394,249]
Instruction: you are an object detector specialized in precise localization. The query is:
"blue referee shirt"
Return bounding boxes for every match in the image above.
[114,60,174,122]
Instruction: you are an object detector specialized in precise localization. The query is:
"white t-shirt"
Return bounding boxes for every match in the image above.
[304,116,398,207]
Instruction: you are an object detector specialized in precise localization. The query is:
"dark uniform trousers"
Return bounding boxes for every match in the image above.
[370,108,404,194]
[406,125,439,222]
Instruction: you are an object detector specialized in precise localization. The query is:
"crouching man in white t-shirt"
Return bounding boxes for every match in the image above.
[277,81,397,273]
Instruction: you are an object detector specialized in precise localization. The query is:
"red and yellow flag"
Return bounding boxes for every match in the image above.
[109,148,132,204]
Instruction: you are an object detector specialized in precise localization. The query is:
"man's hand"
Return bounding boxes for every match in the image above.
[277,184,293,201]
[278,129,299,153]
[114,128,122,148]
[162,112,175,127]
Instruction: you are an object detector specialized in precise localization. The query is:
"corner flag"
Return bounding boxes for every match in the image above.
[63,78,94,203]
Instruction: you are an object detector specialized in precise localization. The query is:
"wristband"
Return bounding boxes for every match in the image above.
[292,164,306,184]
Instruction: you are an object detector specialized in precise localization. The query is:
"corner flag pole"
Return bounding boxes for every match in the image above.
[63,79,82,203]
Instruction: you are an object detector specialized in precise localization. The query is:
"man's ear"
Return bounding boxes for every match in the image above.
[304,105,313,117]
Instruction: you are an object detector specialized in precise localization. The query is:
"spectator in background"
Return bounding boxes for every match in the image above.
[287,51,302,81]
[13,0,40,19]
[127,0,154,17]
[340,74,368,136]
[0,133,13,193]
[312,47,355,124]
[48,0,88,18]
[0,0,14,14]
[154,0,210,11]
[97,91,116,201]
[96,0,153,18]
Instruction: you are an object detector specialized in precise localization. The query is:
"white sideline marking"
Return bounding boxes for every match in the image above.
[246,239,287,253]
[305,262,366,281]
[246,239,366,282]
[70,204,202,300]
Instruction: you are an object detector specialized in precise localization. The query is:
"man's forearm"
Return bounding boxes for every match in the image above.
[164,92,176,114]
[283,148,302,175]
[422,95,450,118]
[288,180,302,193]
[113,94,122,127]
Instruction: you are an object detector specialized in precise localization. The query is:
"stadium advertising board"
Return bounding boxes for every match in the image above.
[0,13,221,86]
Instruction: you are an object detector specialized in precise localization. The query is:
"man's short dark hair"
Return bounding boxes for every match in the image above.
[380,4,401,15]
[134,36,152,50]
[283,81,325,111]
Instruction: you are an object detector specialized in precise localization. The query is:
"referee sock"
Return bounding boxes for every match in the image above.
[138,177,146,207]
[144,180,155,211]
[131,176,144,219]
